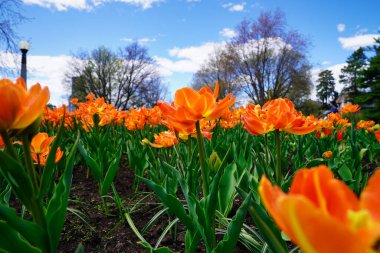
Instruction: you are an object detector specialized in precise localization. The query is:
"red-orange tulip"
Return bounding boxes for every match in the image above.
[259,165,380,253]
[30,132,55,154]
[0,78,50,131]
[375,130,380,143]
[322,151,333,159]
[158,82,235,131]
[243,98,316,136]
[340,103,361,114]
[32,147,63,166]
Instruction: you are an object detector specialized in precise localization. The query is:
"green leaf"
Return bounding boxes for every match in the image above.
[75,243,85,253]
[185,230,201,253]
[46,133,80,251]
[213,194,250,253]
[218,163,237,216]
[138,241,177,253]
[305,158,325,168]
[78,143,101,182]
[0,151,34,211]
[100,150,121,196]
[237,188,288,253]
[0,221,41,253]
[359,148,368,161]
[140,177,194,231]
[338,164,353,182]
[0,204,49,252]
[40,111,66,199]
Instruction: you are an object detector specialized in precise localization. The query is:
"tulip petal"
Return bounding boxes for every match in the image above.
[278,196,367,253]
[290,166,359,223]
[361,169,380,222]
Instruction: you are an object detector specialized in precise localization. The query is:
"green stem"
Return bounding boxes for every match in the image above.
[21,135,47,230]
[195,121,209,197]
[22,135,39,193]
[1,131,19,159]
[265,133,269,167]
[275,130,282,185]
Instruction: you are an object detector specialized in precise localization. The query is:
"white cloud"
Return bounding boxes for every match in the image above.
[321,61,331,66]
[338,34,380,50]
[154,42,225,76]
[219,28,236,38]
[311,63,347,99]
[0,51,72,106]
[120,37,156,45]
[222,2,245,12]
[22,0,162,11]
[22,0,89,11]
[337,23,345,32]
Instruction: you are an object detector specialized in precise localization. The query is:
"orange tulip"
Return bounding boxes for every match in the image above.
[32,147,63,166]
[259,165,380,253]
[158,82,235,131]
[30,132,55,154]
[340,103,361,114]
[242,104,274,135]
[375,130,380,143]
[243,98,316,136]
[0,78,50,131]
[322,151,332,159]
[141,131,178,148]
[0,136,4,150]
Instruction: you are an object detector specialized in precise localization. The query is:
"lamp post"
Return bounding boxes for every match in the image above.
[18,40,30,87]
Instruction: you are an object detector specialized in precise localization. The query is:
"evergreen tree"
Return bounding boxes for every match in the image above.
[316,70,336,104]
[356,39,380,120]
[339,47,367,102]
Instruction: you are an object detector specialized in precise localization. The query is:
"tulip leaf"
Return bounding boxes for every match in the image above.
[40,110,66,199]
[100,149,121,196]
[0,221,41,253]
[338,164,353,182]
[305,158,325,168]
[0,151,34,211]
[0,204,49,252]
[46,133,79,251]
[140,177,194,231]
[185,230,201,253]
[218,163,238,216]
[78,142,102,182]
[212,194,250,253]
[139,241,177,253]
[237,188,288,253]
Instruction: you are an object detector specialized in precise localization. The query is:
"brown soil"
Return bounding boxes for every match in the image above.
[58,163,250,253]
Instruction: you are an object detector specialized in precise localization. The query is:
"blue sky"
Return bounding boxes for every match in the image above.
[3,0,380,105]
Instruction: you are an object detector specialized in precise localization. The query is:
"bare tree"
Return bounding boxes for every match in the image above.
[0,0,28,74]
[66,43,166,109]
[133,77,168,108]
[67,46,120,104]
[230,10,312,105]
[192,46,241,98]
[114,42,162,110]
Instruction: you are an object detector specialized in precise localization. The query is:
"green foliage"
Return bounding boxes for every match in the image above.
[316,69,336,104]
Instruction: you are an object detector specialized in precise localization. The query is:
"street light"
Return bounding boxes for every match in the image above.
[18,40,30,87]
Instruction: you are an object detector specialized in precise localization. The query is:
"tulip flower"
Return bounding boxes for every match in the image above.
[322,151,332,159]
[29,132,62,166]
[0,78,50,131]
[375,130,380,143]
[141,131,178,148]
[259,165,380,253]
[340,103,361,114]
[30,132,55,154]
[243,98,316,136]
[32,147,63,167]
[157,82,235,131]
[0,136,4,150]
